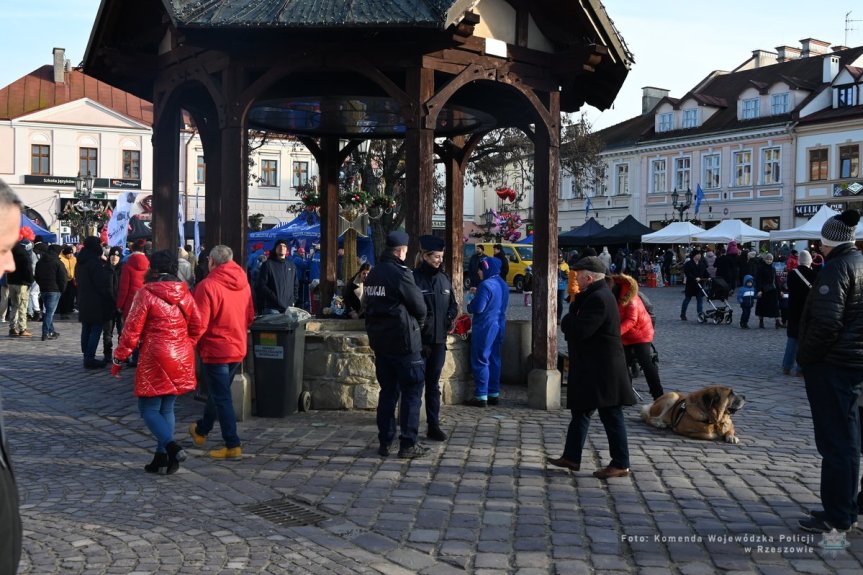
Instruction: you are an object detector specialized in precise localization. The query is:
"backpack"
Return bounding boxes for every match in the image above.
[638,291,656,327]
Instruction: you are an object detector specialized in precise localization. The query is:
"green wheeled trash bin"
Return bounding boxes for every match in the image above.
[250,308,311,417]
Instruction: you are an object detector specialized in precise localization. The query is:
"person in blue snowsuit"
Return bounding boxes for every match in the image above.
[466,256,507,406]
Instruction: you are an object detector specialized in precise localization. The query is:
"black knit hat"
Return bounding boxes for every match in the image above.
[149,249,178,275]
[821,209,860,247]
[108,246,123,258]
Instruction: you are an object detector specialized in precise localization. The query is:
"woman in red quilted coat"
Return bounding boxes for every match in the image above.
[608,274,664,400]
[112,250,205,475]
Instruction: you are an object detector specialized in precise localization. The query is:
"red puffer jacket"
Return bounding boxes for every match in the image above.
[115,278,205,397]
[611,274,654,345]
[193,260,255,363]
[116,252,149,318]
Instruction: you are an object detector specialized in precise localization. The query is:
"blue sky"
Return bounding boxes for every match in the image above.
[1,0,859,130]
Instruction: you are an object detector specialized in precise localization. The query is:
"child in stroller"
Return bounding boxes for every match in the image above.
[696,277,734,324]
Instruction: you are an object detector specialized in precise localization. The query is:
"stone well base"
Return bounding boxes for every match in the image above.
[302,319,473,410]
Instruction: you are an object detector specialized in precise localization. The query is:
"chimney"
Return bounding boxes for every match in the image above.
[751,49,778,68]
[642,86,670,114]
[52,47,65,84]
[831,45,849,52]
[800,38,831,58]
[823,54,840,83]
[775,45,801,63]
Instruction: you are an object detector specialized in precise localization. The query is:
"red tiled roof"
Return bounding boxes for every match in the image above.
[0,65,153,125]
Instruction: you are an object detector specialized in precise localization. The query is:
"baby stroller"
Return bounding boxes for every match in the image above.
[696,277,734,325]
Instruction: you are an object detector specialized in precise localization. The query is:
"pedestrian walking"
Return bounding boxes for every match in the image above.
[413,235,458,441]
[57,244,77,317]
[364,231,429,459]
[680,249,706,321]
[736,275,756,329]
[549,256,636,478]
[0,180,23,573]
[522,266,533,306]
[755,253,780,329]
[255,238,298,315]
[75,237,113,369]
[189,245,255,459]
[797,210,863,533]
[112,250,205,475]
[783,250,816,376]
[467,244,486,290]
[33,244,67,341]
[116,241,149,366]
[7,238,34,337]
[102,246,124,362]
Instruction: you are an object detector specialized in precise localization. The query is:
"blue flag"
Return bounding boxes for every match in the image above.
[694,184,704,216]
[585,195,593,216]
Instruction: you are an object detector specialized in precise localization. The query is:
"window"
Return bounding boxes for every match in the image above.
[674,157,691,191]
[742,98,759,120]
[122,150,140,180]
[615,164,629,195]
[658,113,672,132]
[260,159,278,187]
[196,155,206,183]
[761,147,781,184]
[837,85,856,108]
[760,216,780,232]
[771,93,789,115]
[293,161,309,188]
[703,153,721,189]
[79,147,97,176]
[809,149,828,181]
[650,159,666,193]
[31,144,50,175]
[733,150,752,186]
[839,145,860,179]
[682,109,698,129]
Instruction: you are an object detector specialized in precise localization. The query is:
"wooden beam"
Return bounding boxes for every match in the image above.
[152,105,181,253]
[404,67,435,259]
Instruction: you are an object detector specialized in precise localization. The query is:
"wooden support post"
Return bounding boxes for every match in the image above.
[404,67,435,256]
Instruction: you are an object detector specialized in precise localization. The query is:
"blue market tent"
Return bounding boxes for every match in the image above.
[248,211,375,265]
[518,235,533,244]
[21,214,57,244]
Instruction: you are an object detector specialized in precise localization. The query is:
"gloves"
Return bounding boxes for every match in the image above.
[111,359,124,378]
[421,345,432,359]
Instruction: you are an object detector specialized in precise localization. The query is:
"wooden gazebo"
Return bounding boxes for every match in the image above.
[84,0,631,408]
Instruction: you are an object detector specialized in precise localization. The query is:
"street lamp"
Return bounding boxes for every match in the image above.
[74,171,96,237]
[671,187,693,222]
[481,208,496,241]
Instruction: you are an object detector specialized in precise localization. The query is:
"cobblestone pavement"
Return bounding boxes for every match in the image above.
[2,286,862,574]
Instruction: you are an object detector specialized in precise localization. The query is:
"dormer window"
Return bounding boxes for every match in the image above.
[837,85,857,108]
[742,98,759,120]
[658,113,672,132]
[682,109,698,129]
[771,93,789,115]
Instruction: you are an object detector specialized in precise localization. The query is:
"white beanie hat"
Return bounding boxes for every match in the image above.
[798,250,813,267]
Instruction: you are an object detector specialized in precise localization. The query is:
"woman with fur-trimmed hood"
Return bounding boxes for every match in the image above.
[608,274,664,400]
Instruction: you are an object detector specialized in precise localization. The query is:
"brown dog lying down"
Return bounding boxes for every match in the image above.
[640,385,746,444]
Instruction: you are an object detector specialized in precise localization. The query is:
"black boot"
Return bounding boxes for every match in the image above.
[426,425,447,441]
[144,452,168,474]
[759,318,765,329]
[165,441,187,475]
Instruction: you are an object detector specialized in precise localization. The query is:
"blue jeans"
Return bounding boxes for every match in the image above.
[80,323,103,361]
[782,337,799,373]
[41,291,60,337]
[197,362,241,448]
[375,352,425,449]
[138,395,177,453]
[423,344,446,427]
[680,295,703,318]
[802,363,863,529]
[562,406,630,469]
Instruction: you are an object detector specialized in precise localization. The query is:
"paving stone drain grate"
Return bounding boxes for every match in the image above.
[245,497,330,527]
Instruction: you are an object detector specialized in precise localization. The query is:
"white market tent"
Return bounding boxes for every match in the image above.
[641,221,706,244]
[768,205,860,240]
[691,219,769,243]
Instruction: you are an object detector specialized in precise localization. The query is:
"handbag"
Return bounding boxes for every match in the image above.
[449,313,472,340]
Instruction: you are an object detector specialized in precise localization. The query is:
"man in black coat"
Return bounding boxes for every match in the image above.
[7,240,34,337]
[0,180,23,575]
[34,244,68,341]
[797,210,863,534]
[413,235,458,441]
[467,244,486,289]
[680,249,706,321]
[365,231,428,459]
[255,239,298,314]
[549,256,636,479]
[76,237,113,368]
[493,243,510,285]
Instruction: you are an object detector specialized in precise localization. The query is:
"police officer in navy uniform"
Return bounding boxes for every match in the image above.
[413,235,458,442]
[364,231,429,458]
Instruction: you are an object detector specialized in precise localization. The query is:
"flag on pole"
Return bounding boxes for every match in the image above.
[178,196,185,249]
[694,184,705,216]
[193,187,201,256]
[585,195,593,217]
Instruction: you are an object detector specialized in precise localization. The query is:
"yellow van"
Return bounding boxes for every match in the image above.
[463,242,533,291]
